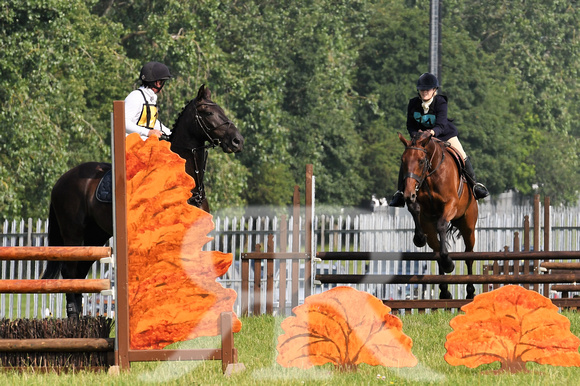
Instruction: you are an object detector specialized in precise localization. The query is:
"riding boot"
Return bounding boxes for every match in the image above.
[464,157,489,200]
[388,168,405,207]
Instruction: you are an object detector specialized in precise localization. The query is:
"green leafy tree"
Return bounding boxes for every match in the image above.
[0,0,133,219]
[447,0,580,204]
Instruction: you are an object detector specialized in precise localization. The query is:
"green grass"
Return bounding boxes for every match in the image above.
[2,312,580,385]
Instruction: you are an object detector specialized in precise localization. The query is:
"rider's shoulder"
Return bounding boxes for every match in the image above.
[434,94,449,103]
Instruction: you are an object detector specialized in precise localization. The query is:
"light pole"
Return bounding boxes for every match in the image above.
[429,0,442,82]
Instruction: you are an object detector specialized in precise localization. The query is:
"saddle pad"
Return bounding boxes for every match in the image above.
[95,169,113,203]
[445,144,465,172]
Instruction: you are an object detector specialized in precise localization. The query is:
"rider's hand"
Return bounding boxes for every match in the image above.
[148,129,162,138]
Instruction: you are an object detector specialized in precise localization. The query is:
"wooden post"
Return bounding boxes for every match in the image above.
[304,164,313,297]
[279,215,287,316]
[266,235,274,314]
[112,100,130,371]
[241,252,249,316]
[292,186,300,308]
[543,196,550,296]
[514,232,520,274]
[220,312,234,373]
[253,244,262,315]
[523,215,530,289]
[533,194,540,292]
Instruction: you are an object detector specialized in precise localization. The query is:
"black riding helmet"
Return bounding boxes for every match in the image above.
[416,73,439,90]
[140,61,172,83]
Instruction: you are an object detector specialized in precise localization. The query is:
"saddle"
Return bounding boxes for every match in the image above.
[95,169,113,203]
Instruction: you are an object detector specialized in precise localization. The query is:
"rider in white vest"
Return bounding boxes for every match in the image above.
[125,61,173,140]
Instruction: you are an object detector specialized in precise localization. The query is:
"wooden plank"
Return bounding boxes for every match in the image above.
[384,299,469,310]
[541,262,580,270]
[383,297,580,311]
[315,251,580,261]
[0,338,114,352]
[241,252,308,260]
[128,349,222,361]
[315,273,580,285]
[0,279,110,293]
[551,285,580,292]
[0,246,111,261]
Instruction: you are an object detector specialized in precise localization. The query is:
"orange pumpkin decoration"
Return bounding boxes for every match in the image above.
[125,134,241,350]
[276,286,417,371]
[445,285,580,373]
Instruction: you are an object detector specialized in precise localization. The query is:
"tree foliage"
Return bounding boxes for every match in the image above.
[1,0,579,220]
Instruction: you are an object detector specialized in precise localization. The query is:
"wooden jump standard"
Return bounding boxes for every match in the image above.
[111,101,241,375]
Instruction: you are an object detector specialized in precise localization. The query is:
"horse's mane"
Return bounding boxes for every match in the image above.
[171,98,197,134]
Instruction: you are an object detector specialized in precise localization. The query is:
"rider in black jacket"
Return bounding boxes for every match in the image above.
[389,73,489,207]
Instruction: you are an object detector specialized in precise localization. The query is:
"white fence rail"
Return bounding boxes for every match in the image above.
[2,202,580,318]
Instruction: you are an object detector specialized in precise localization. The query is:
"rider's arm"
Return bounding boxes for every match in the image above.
[432,95,456,138]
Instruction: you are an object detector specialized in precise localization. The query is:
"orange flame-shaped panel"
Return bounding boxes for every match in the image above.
[125,134,241,350]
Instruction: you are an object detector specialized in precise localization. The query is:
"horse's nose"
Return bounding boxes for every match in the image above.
[410,192,417,203]
[232,134,244,151]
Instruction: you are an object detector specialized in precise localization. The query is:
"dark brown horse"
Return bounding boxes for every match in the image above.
[398,131,478,299]
[42,85,244,318]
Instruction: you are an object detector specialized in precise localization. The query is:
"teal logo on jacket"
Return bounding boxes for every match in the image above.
[414,112,436,129]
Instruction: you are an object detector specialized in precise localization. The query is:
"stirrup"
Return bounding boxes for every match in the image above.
[388,191,405,207]
[473,183,489,200]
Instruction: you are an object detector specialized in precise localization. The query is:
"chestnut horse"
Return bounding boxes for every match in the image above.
[42,85,244,318]
[398,131,478,299]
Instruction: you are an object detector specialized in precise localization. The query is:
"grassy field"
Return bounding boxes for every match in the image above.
[2,311,580,385]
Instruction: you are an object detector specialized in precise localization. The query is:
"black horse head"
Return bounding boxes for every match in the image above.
[169,85,244,211]
[170,84,244,154]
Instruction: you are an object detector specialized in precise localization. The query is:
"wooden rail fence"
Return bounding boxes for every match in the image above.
[241,193,580,315]
[0,246,115,367]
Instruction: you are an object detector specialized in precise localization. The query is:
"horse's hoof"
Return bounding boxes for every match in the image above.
[440,259,455,274]
[440,291,453,299]
[413,234,427,248]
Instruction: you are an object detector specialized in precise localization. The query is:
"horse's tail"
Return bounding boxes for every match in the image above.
[41,203,63,279]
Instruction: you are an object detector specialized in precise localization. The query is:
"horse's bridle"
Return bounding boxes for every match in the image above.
[403,141,445,196]
[193,102,235,149]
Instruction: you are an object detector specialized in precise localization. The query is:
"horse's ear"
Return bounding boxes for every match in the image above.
[197,84,211,100]
[398,132,410,147]
[417,130,432,146]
